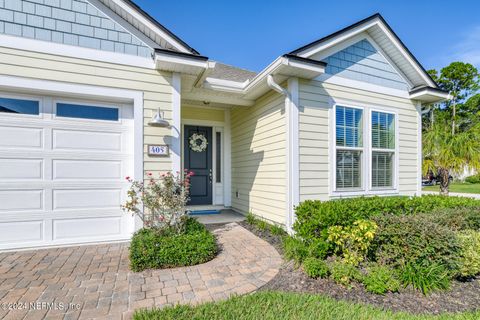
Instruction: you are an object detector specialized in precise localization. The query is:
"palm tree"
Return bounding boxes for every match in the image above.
[423,115,480,195]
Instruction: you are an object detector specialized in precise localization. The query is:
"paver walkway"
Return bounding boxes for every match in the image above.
[0,223,282,320]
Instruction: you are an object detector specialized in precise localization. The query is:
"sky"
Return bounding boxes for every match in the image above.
[134,0,480,73]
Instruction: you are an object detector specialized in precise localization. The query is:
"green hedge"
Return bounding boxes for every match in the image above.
[293,195,480,242]
[465,174,480,184]
[129,218,218,272]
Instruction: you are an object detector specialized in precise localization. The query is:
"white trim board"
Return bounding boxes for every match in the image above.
[171,73,181,173]
[286,78,299,233]
[0,34,156,69]
[316,73,411,99]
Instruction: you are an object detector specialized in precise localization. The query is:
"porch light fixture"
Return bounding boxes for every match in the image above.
[148,108,170,127]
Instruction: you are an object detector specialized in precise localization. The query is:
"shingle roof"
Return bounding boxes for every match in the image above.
[209,62,257,82]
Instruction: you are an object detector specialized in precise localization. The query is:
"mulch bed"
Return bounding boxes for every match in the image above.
[238,221,480,315]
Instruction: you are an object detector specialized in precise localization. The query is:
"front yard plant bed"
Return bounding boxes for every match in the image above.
[132,291,480,320]
[240,197,480,315]
[130,218,218,271]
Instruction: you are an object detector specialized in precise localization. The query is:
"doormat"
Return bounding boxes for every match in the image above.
[189,210,222,215]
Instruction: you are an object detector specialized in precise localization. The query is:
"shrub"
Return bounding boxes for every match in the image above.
[270,224,287,236]
[431,207,480,231]
[307,238,331,260]
[457,230,480,278]
[122,171,193,232]
[329,260,362,286]
[327,220,377,266]
[293,196,479,242]
[400,262,451,295]
[303,258,329,279]
[130,218,217,272]
[362,264,400,294]
[256,220,268,231]
[283,236,308,265]
[246,212,256,225]
[370,214,460,271]
[465,174,480,184]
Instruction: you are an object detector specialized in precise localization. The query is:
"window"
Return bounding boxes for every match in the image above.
[216,132,222,183]
[57,103,119,121]
[0,97,39,115]
[371,111,395,188]
[334,105,397,193]
[335,106,363,189]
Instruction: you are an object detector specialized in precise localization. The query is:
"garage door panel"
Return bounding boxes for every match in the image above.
[53,189,122,210]
[0,158,43,179]
[0,95,133,250]
[0,126,43,148]
[0,220,43,244]
[0,190,43,211]
[53,129,122,152]
[53,217,122,240]
[53,160,122,180]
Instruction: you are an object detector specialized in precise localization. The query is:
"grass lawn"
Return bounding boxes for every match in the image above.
[423,182,480,194]
[133,291,480,320]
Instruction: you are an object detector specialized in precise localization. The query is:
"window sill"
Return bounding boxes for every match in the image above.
[330,188,399,198]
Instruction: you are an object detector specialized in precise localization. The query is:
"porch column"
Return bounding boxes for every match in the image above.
[172,72,181,173]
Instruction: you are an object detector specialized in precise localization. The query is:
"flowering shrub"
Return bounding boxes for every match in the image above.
[122,170,194,233]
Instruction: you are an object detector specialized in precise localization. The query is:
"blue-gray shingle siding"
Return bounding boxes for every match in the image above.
[324,39,409,90]
[0,0,153,58]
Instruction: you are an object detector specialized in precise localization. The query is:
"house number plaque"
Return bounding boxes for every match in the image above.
[148,145,169,156]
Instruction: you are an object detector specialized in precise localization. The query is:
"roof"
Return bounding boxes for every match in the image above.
[208,63,257,82]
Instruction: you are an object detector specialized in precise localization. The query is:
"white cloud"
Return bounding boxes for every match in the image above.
[451,26,480,67]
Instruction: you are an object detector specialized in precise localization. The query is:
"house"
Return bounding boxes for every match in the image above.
[0,0,448,250]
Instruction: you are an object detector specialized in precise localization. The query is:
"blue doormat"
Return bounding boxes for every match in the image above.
[189,210,222,216]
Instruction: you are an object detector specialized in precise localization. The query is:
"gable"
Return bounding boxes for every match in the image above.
[0,0,153,57]
[322,39,409,90]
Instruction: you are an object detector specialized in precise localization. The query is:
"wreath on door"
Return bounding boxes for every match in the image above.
[189,133,208,152]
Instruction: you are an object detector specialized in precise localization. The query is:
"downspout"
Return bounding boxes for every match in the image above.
[267,74,289,96]
[266,74,295,234]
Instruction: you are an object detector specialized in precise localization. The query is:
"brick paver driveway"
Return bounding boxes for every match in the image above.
[0,223,281,320]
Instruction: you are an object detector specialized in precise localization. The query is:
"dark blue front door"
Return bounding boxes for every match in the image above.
[184,126,213,205]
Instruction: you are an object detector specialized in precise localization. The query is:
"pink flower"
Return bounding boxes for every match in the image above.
[147,172,153,176]
[125,176,131,181]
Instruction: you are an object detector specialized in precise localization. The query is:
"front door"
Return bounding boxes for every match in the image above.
[184,125,213,205]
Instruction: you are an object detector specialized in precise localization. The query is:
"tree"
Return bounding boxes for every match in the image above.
[423,114,480,195]
[434,62,479,134]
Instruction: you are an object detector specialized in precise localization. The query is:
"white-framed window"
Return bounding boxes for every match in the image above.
[333,103,398,194]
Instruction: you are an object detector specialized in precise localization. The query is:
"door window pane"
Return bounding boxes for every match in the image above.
[0,97,39,115]
[336,150,362,189]
[57,103,119,121]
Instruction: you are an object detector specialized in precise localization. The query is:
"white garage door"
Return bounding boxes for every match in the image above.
[0,92,135,250]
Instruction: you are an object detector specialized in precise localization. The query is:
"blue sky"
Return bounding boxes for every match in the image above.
[135,0,480,73]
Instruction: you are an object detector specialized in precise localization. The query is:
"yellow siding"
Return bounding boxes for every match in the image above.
[0,47,173,176]
[182,106,225,122]
[299,79,420,201]
[231,91,286,224]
